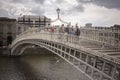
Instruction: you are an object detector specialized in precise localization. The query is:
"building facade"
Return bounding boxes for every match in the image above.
[0,17,17,46]
[18,15,51,28]
[80,25,120,48]
[85,23,92,28]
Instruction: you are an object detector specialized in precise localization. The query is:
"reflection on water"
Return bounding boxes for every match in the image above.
[0,49,89,80]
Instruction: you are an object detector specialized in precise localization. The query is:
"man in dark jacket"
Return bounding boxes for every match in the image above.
[75,26,80,43]
[65,26,70,42]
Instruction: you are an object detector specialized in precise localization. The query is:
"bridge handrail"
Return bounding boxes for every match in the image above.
[80,27,120,49]
[11,30,120,65]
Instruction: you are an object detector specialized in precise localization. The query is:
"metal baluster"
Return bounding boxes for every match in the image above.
[73,50,76,65]
[91,57,97,78]
[68,49,71,61]
[99,61,106,80]
[84,54,89,72]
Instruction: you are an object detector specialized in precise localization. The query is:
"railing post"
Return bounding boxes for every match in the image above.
[73,50,76,64]
[99,61,106,80]
[111,65,116,79]
[60,46,63,56]
[91,57,96,78]
[84,54,89,72]
[68,49,71,61]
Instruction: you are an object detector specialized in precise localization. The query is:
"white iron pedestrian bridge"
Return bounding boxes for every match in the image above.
[10,28,120,80]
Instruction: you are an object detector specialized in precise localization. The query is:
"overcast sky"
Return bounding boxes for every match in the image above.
[0,0,120,26]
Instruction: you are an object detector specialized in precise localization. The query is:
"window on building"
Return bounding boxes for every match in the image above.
[7,24,12,33]
[0,24,3,33]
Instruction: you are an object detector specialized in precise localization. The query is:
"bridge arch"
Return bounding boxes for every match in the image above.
[11,39,97,80]
[11,39,118,80]
[11,39,59,56]
[10,31,120,80]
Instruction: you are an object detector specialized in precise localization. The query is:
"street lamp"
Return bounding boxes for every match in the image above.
[56,8,60,19]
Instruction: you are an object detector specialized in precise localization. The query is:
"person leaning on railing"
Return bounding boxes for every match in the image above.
[75,26,80,44]
[50,27,55,39]
[64,26,69,42]
[69,26,75,43]
[58,25,65,41]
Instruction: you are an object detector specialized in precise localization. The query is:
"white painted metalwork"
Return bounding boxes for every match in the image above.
[51,8,70,25]
[10,28,120,80]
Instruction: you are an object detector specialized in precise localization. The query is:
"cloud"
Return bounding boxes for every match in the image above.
[0,0,120,26]
[54,0,84,15]
[76,4,120,26]
[77,0,120,9]
[33,0,45,4]
[0,0,45,18]
[71,4,84,12]
[10,0,26,3]
[0,8,9,17]
[55,0,66,4]
[5,0,45,4]
[30,5,45,16]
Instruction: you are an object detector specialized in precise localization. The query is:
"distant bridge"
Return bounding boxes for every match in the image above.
[10,28,120,80]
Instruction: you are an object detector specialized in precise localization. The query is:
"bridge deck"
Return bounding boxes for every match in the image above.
[14,31,120,62]
[77,39,120,59]
[11,31,120,80]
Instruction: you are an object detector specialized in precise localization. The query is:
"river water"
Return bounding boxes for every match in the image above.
[0,48,90,80]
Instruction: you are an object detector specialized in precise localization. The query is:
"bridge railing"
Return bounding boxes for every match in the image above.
[11,29,120,65]
[80,27,120,49]
[40,32,120,64]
